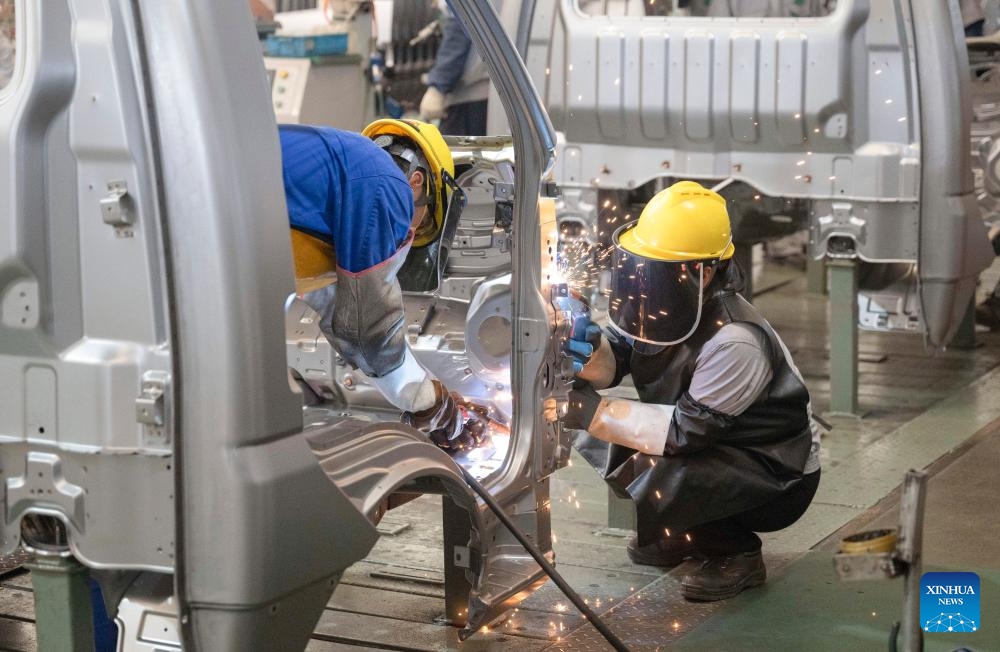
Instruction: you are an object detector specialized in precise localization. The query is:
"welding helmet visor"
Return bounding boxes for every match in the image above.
[607,224,717,346]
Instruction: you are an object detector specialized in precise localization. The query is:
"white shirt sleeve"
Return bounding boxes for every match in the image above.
[687,322,773,416]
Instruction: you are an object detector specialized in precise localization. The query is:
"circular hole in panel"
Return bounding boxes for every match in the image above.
[478,316,512,359]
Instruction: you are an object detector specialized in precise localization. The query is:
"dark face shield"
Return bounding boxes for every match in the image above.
[400,171,466,293]
[607,226,716,346]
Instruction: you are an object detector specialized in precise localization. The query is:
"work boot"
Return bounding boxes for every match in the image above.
[626,535,693,568]
[681,550,766,601]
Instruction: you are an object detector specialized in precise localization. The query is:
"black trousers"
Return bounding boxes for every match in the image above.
[689,470,821,556]
[439,100,488,137]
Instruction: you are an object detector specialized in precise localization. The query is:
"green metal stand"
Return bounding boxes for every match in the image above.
[828,259,859,416]
[807,255,827,295]
[27,553,95,652]
[606,486,636,531]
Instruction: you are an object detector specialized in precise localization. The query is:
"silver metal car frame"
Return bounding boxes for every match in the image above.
[0,0,561,648]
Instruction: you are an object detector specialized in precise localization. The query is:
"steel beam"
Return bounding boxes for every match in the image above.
[807,256,827,295]
[27,554,95,652]
[897,470,927,652]
[606,486,636,530]
[828,259,859,415]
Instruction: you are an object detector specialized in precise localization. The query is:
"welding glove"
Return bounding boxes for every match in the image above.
[402,380,490,452]
[419,86,447,121]
[562,383,673,456]
[566,323,617,388]
[565,320,604,375]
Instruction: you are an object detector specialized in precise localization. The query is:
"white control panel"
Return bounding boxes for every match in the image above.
[263,55,373,131]
[265,57,309,124]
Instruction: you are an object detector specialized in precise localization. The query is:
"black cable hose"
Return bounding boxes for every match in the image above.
[458,466,632,652]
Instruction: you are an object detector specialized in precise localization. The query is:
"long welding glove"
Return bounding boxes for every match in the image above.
[368,348,437,412]
[563,384,673,456]
[565,323,602,374]
[301,280,435,412]
[576,338,617,389]
[402,380,490,451]
[563,318,617,389]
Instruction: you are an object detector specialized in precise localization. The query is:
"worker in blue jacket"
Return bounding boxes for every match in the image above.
[280,118,485,450]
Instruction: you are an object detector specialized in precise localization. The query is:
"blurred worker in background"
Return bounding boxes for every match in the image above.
[418,1,491,136]
[563,181,822,602]
[281,118,487,450]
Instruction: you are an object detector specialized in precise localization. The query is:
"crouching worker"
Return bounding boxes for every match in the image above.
[280,118,486,451]
[563,181,822,601]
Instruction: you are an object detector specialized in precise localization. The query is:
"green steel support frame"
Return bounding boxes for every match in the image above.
[828,259,859,415]
[27,554,95,652]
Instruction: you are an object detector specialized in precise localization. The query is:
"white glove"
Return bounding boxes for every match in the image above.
[588,399,674,455]
[419,86,447,120]
[367,347,436,412]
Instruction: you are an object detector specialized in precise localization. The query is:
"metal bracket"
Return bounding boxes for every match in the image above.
[6,453,86,535]
[136,371,170,445]
[100,180,133,227]
[814,202,865,259]
[492,181,514,203]
[453,545,471,569]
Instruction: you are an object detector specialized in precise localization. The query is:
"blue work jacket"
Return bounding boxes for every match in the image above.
[279,124,413,273]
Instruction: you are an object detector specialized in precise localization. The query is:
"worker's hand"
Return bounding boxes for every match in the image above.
[402,380,489,452]
[448,397,492,452]
[564,319,603,375]
[419,86,447,120]
[561,382,604,431]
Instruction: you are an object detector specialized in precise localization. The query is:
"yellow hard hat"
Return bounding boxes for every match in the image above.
[362,119,455,248]
[619,181,736,262]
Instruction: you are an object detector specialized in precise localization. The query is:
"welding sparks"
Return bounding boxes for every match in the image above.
[551,236,612,293]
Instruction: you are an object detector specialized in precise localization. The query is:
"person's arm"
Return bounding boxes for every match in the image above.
[425,10,473,94]
[565,323,772,455]
[662,323,772,454]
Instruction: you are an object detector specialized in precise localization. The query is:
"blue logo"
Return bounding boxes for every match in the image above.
[920,572,980,633]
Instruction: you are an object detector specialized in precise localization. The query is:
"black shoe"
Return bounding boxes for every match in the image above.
[681,550,766,601]
[976,295,1000,330]
[626,535,693,567]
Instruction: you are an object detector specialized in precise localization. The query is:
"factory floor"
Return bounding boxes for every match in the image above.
[3,258,1000,651]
